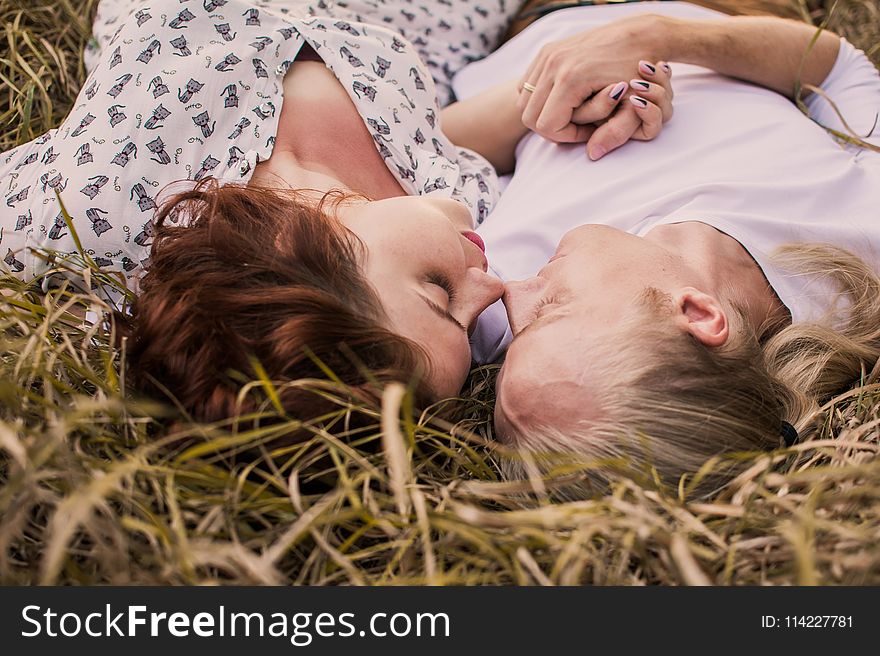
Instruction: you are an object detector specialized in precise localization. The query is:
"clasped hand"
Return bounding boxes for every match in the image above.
[516,18,673,160]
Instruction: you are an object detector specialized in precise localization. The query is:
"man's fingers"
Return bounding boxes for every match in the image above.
[533,80,590,139]
[628,80,673,122]
[520,73,555,132]
[521,46,550,91]
[629,95,663,140]
[516,47,547,108]
[545,121,598,144]
[516,77,537,113]
[585,104,640,161]
[521,51,609,141]
[570,81,627,125]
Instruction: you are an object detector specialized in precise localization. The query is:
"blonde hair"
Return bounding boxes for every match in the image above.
[501,244,880,498]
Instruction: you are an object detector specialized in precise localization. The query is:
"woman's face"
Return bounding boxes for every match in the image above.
[338,196,504,399]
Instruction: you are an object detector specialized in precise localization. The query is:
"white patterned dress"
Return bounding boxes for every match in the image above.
[0,0,501,292]
[87,0,520,106]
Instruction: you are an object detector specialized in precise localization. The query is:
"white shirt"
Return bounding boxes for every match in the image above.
[454,1,880,363]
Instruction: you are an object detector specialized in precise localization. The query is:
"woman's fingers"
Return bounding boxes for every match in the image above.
[585,103,640,161]
[570,81,628,125]
[635,59,673,121]
[584,96,664,160]
[638,59,673,91]
[628,79,673,122]
[629,95,663,140]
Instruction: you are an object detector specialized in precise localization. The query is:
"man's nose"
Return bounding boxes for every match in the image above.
[502,277,545,336]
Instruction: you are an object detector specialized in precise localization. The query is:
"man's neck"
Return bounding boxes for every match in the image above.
[648,221,790,334]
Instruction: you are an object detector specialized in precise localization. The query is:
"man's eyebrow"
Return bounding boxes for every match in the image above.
[516,312,563,341]
[419,295,467,332]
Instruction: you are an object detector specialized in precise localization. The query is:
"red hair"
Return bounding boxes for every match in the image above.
[127,179,431,423]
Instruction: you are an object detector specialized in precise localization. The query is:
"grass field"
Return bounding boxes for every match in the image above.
[1,0,879,585]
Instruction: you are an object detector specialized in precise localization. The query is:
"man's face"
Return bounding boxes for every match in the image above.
[494,224,689,440]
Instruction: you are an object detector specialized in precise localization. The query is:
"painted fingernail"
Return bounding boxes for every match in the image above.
[660,62,672,75]
[630,79,650,91]
[630,95,648,108]
[639,61,656,75]
[609,81,627,100]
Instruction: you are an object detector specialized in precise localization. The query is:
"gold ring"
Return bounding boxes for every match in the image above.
[521,82,537,93]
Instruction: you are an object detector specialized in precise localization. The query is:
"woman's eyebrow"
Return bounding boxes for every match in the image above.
[419,295,467,332]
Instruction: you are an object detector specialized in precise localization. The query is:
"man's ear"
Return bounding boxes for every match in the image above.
[673,287,729,347]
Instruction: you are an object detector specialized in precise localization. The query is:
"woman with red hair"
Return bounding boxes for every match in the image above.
[0,0,668,419]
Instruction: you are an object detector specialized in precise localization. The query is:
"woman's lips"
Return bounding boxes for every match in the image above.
[462,230,485,253]
[460,231,489,272]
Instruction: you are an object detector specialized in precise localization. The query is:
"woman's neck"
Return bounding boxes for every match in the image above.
[250,151,354,194]
[251,59,406,201]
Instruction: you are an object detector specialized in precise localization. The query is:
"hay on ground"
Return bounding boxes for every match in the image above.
[0,0,878,585]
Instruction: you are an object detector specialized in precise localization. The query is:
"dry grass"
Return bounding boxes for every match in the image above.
[1,0,879,586]
[815,0,880,62]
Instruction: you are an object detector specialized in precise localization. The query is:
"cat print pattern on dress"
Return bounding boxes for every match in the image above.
[0,0,502,293]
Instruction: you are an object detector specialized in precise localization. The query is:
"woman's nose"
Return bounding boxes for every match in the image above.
[460,267,505,331]
[502,277,545,336]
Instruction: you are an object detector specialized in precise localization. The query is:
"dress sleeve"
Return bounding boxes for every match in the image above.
[805,37,880,150]
[84,0,142,74]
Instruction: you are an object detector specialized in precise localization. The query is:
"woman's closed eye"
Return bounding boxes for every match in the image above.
[427,272,457,305]
[422,272,466,332]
